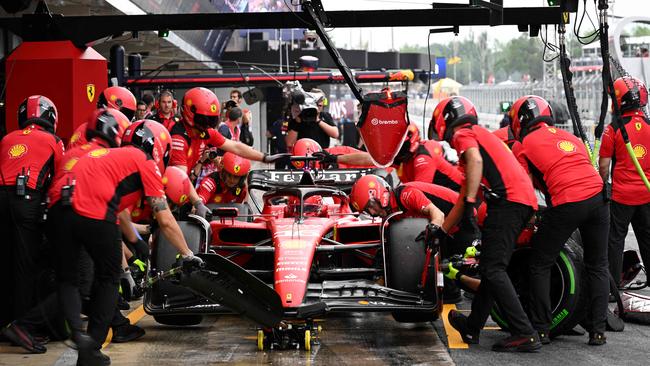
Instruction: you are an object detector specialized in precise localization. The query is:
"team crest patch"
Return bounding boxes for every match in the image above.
[633,144,647,159]
[636,122,643,131]
[8,144,27,158]
[233,164,241,174]
[179,194,188,204]
[557,140,576,153]
[235,187,241,195]
[88,148,109,158]
[64,157,79,172]
[86,84,96,102]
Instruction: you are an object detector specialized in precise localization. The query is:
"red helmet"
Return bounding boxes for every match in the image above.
[349,174,392,215]
[291,138,322,169]
[394,123,421,163]
[98,86,137,121]
[121,120,171,173]
[68,122,89,149]
[85,108,132,148]
[222,152,251,177]
[181,87,220,131]
[613,76,648,113]
[162,166,191,206]
[18,95,58,133]
[431,96,478,143]
[510,95,554,140]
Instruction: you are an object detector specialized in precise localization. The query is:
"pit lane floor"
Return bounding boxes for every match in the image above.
[0,312,454,366]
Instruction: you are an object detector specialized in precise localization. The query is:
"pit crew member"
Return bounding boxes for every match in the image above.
[432,96,541,352]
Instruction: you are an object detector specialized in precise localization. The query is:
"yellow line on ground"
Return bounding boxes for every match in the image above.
[102,305,147,349]
[441,304,469,349]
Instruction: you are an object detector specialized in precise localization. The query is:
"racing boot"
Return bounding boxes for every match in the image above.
[491,333,542,353]
[1,322,47,354]
[447,310,479,344]
[112,324,145,343]
[588,332,606,346]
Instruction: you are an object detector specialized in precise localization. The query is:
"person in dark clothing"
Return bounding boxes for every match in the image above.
[267,118,290,169]
[432,96,542,353]
[0,95,63,328]
[511,95,609,346]
[286,91,339,150]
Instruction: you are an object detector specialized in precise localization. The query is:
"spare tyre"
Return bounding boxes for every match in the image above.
[386,218,440,322]
[491,236,587,337]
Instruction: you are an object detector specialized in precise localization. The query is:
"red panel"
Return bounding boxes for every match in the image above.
[5,41,107,141]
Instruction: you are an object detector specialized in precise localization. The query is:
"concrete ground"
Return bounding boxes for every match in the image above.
[1,230,648,366]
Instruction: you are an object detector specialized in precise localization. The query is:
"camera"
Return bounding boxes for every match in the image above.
[283,81,319,123]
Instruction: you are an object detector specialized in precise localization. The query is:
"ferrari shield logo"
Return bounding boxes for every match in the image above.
[636,122,643,131]
[86,84,96,103]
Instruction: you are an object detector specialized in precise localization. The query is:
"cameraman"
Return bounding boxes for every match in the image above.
[286,89,338,151]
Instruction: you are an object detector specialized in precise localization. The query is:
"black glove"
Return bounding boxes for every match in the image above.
[193,201,212,221]
[125,238,149,262]
[312,150,338,165]
[462,198,481,241]
[416,223,445,247]
[263,153,291,163]
[175,254,205,273]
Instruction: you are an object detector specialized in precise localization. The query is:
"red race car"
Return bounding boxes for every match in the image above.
[144,164,443,350]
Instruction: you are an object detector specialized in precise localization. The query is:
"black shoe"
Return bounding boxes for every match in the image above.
[447,310,479,344]
[588,332,606,346]
[2,323,47,354]
[117,295,130,311]
[492,334,542,353]
[74,333,110,366]
[112,324,145,343]
[538,331,551,345]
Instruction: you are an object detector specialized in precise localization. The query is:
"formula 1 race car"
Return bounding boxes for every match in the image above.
[144,164,443,350]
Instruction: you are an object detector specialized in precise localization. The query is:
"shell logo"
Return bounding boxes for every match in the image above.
[88,148,110,158]
[633,144,647,159]
[213,195,222,203]
[8,144,27,158]
[64,157,79,172]
[233,164,241,173]
[548,128,557,133]
[70,132,80,143]
[557,140,576,153]
[161,176,169,185]
[159,132,168,141]
[131,209,141,218]
[210,104,218,113]
[110,94,117,102]
[22,128,32,135]
[433,109,440,118]
[179,194,188,204]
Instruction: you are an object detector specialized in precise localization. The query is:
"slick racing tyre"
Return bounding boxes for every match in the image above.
[491,236,587,337]
[149,221,205,326]
[386,218,439,323]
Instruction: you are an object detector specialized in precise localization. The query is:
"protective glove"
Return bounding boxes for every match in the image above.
[464,246,479,259]
[128,257,147,273]
[312,151,338,165]
[462,198,481,242]
[444,262,460,280]
[120,268,137,301]
[175,254,205,273]
[193,201,212,221]
[125,238,149,262]
[415,223,444,246]
[263,153,292,163]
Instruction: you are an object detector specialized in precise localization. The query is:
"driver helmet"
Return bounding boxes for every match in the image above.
[349,174,392,217]
[162,166,191,206]
[220,152,251,189]
[291,138,322,169]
